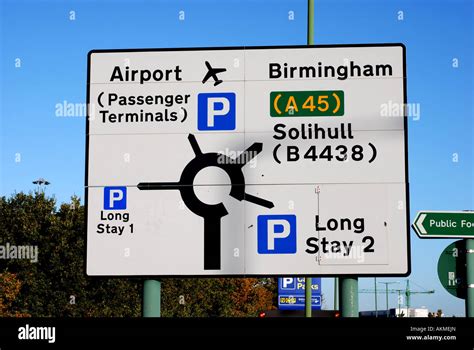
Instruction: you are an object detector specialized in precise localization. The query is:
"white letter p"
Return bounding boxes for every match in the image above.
[109,189,123,208]
[207,97,230,127]
[283,278,294,289]
[267,220,291,250]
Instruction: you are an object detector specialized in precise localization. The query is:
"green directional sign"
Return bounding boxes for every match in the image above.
[437,240,466,299]
[412,211,474,238]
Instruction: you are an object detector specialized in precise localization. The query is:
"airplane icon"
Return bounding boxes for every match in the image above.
[202,61,227,86]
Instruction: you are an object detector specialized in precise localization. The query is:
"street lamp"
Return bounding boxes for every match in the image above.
[378,281,399,316]
[32,178,50,192]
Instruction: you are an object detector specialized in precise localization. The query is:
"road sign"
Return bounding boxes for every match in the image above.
[413,211,474,238]
[437,240,466,299]
[278,277,322,310]
[86,44,409,276]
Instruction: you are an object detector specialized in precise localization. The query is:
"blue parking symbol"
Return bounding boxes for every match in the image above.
[104,187,127,210]
[257,215,297,254]
[197,92,236,131]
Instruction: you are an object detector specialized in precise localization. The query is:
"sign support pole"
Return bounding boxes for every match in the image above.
[467,239,474,317]
[143,279,161,317]
[304,0,315,319]
[305,278,312,317]
[307,0,314,44]
[339,277,359,317]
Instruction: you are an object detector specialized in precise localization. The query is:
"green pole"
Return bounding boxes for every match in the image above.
[466,239,474,317]
[339,277,358,317]
[374,277,378,317]
[143,280,161,317]
[305,277,312,317]
[307,0,314,45]
[304,0,315,319]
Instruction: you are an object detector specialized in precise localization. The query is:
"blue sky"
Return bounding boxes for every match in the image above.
[1,0,473,316]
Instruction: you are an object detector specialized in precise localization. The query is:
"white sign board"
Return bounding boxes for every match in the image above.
[86,44,410,276]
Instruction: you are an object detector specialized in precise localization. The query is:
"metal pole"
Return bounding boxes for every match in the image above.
[143,280,161,317]
[377,281,398,316]
[304,0,315,319]
[397,290,401,316]
[374,277,378,317]
[466,239,474,317]
[339,277,358,317]
[406,280,410,317]
[334,277,339,310]
[307,0,314,45]
[305,277,312,317]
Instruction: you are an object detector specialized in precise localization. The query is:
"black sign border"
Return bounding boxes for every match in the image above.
[85,43,410,278]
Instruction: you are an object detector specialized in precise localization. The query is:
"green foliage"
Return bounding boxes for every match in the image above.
[161,278,276,317]
[0,272,30,317]
[0,192,142,317]
[0,192,276,317]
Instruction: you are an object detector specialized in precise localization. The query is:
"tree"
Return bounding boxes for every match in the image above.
[0,192,276,317]
[0,272,30,317]
[161,278,276,317]
[0,192,141,317]
[428,309,443,318]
